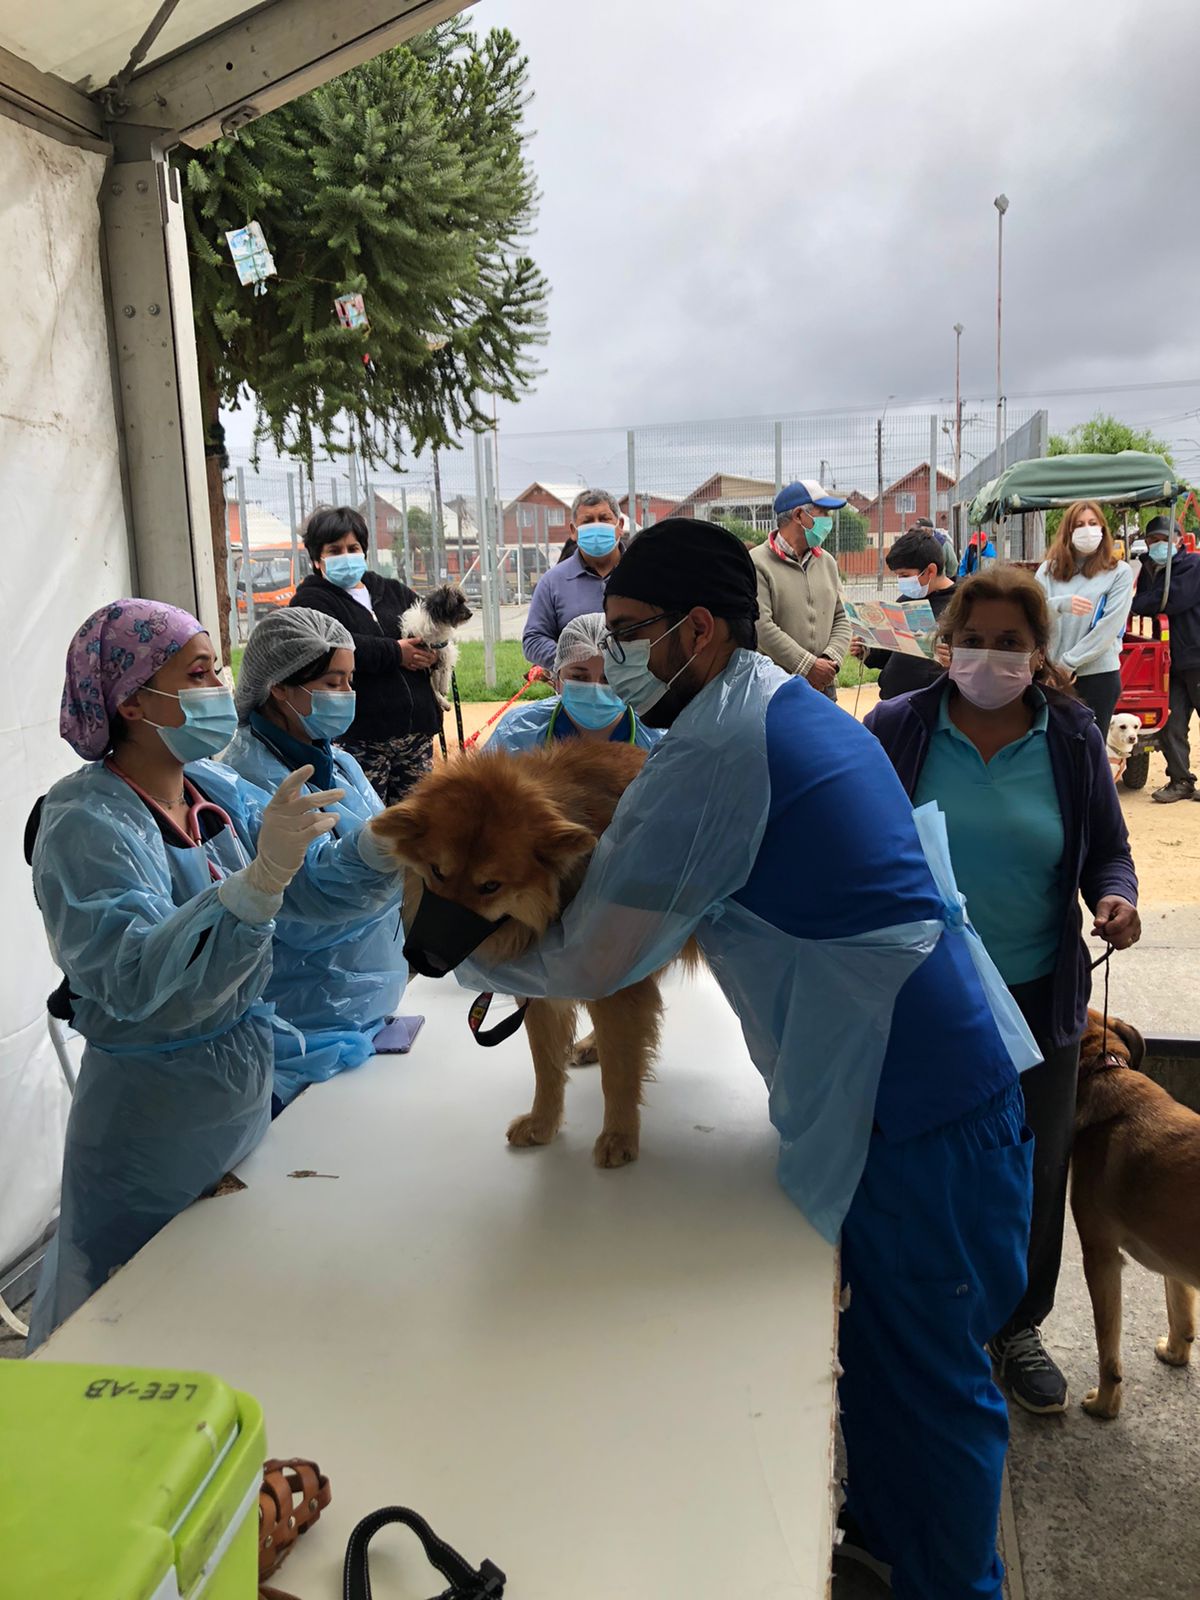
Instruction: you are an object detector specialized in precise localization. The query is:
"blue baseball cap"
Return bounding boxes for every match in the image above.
[774,478,847,514]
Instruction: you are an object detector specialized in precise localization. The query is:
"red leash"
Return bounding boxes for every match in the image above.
[463,667,547,748]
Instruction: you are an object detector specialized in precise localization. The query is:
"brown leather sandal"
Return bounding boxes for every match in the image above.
[258,1457,332,1599]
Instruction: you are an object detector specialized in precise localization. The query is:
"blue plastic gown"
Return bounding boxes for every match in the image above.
[488,696,663,753]
[459,650,1039,1242]
[221,725,405,1106]
[28,757,405,1344]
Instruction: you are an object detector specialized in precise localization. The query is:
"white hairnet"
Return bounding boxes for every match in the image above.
[553,612,607,676]
[235,607,354,721]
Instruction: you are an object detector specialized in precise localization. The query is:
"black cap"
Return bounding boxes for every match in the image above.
[604,518,759,622]
[1146,516,1183,539]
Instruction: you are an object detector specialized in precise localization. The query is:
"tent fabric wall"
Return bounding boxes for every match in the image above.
[0,117,132,1270]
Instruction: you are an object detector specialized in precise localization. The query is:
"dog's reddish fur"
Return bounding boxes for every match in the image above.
[1071,1009,1200,1417]
[371,740,687,1167]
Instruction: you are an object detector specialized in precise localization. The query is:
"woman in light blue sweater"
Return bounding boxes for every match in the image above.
[1035,501,1134,737]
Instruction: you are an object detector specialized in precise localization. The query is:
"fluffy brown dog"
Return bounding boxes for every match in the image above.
[1071,1008,1200,1418]
[371,740,683,1168]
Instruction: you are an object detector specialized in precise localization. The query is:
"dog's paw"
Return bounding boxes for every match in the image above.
[1155,1335,1193,1368]
[1081,1387,1121,1420]
[506,1112,558,1148]
[593,1129,639,1168]
[568,1032,599,1067]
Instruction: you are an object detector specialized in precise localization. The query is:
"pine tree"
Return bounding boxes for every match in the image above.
[182,21,548,640]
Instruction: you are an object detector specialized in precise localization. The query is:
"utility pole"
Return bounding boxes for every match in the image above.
[431,449,445,584]
[953,322,964,543]
[994,194,1009,469]
[875,419,885,586]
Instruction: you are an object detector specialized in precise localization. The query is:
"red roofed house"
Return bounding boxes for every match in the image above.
[877,464,956,540]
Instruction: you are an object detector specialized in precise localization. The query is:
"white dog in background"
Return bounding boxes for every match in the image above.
[399,583,473,711]
[1106,712,1141,784]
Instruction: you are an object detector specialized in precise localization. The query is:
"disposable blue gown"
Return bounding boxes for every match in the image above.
[459,650,1039,1242]
[221,725,405,1106]
[28,757,405,1344]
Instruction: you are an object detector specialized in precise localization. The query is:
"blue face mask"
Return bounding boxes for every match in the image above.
[576,524,618,559]
[559,679,627,731]
[1148,542,1171,564]
[603,617,691,716]
[896,574,930,600]
[144,686,238,762]
[804,514,834,548]
[324,552,368,588]
[298,689,357,741]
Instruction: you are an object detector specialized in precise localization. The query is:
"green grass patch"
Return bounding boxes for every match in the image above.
[838,658,879,688]
[454,640,553,702]
[231,645,244,681]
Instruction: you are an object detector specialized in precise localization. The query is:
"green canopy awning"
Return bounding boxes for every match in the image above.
[969,451,1181,525]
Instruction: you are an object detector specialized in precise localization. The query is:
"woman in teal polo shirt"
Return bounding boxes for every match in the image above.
[866,565,1140,1420]
[489,612,662,754]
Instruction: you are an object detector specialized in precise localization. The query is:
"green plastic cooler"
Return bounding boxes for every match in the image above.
[0,1362,265,1600]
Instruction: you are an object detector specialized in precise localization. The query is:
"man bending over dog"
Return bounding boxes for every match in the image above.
[454,518,1040,1600]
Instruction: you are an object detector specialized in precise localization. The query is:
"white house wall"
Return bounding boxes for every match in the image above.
[0,117,131,1270]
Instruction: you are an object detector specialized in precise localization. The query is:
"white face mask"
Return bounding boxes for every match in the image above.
[603,617,691,715]
[1071,527,1103,555]
[896,575,930,600]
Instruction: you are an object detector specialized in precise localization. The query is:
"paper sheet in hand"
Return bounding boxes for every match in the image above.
[844,599,938,659]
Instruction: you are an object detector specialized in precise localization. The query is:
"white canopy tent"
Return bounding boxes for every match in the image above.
[0,0,470,1289]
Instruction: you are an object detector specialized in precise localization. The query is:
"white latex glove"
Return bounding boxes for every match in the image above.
[218,766,344,924]
[247,765,344,894]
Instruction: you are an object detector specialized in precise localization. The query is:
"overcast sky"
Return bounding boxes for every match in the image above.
[471,0,1200,467]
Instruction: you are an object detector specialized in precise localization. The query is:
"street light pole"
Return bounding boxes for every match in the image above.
[994,194,1009,470]
[953,322,964,541]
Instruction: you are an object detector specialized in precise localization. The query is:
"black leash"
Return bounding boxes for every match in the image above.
[467,991,529,1047]
[1090,940,1114,1042]
[452,670,466,750]
[343,1505,505,1600]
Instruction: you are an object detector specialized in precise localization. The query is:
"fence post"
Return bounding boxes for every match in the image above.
[225,492,239,651]
[400,487,411,587]
[472,428,497,688]
[348,455,359,509]
[774,421,783,495]
[928,414,938,536]
[236,466,256,638]
[286,471,301,596]
[432,449,446,582]
[626,430,637,539]
[483,430,503,644]
[366,481,378,570]
[875,420,885,587]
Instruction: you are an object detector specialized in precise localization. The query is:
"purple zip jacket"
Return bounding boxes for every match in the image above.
[865,680,1138,1048]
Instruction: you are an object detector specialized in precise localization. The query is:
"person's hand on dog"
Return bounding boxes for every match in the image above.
[1093,896,1141,950]
[806,656,839,691]
[398,638,438,670]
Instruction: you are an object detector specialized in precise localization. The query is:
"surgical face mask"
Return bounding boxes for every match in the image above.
[143,686,238,761]
[948,648,1033,711]
[1071,527,1104,555]
[296,689,356,742]
[559,678,627,731]
[896,575,930,600]
[324,552,368,588]
[805,514,834,548]
[576,523,618,559]
[604,616,691,716]
[1148,541,1170,564]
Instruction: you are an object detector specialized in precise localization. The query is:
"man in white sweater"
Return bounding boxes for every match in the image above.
[751,480,851,700]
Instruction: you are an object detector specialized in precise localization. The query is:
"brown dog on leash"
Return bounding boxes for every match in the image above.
[371,741,695,1169]
[1071,1008,1200,1418]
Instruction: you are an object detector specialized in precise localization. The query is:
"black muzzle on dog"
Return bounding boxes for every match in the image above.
[403,887,509,978]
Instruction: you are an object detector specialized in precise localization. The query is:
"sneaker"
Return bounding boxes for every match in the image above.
[1152,780,1196,804]
[987,1326,1068,1414]
[835,1508,893,1589]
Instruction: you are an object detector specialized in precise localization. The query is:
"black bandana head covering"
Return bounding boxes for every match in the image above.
[604,518,759,622]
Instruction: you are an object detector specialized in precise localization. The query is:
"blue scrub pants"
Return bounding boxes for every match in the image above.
[839,1081,1032,1599]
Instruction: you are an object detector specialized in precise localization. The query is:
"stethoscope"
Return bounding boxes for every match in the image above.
[107,763,247,880]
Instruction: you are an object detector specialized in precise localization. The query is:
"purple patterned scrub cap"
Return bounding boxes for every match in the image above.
[60,598,205,758]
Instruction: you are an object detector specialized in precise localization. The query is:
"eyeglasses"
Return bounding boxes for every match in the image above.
[600,612,678,665]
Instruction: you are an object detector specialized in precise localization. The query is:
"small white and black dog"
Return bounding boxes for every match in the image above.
[400,583,473,711]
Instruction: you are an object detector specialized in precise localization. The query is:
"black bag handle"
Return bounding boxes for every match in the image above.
[342,1506,505,1600]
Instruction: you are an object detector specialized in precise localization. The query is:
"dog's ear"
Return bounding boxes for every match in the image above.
[534,816,597,873]
[369,799,428,864]
[1112,1016,1146,1071]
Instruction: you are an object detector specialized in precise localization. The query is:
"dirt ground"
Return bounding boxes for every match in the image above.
[444,688,1200,906]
